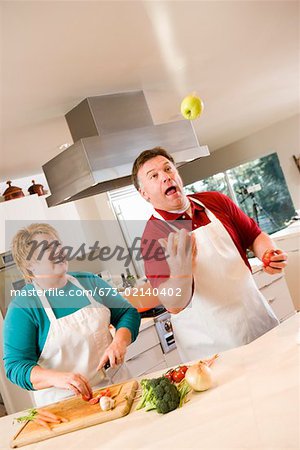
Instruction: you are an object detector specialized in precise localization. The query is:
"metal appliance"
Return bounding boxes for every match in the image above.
[0,251,26,318]
[43,90,210,207]
[154,311,176,354]
[0,252,35,414]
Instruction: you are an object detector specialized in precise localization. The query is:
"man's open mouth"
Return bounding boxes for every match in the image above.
[165,186,177,196]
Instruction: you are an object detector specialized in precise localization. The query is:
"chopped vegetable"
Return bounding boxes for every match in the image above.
[14,408,38,424]
[88,387,112,404]
[136,377,180,414]
[14,408,68,429]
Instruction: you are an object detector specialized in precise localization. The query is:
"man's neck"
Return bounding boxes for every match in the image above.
[167,196,190,214]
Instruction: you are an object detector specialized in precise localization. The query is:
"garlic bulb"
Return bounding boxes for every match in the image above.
[99,396,115,411]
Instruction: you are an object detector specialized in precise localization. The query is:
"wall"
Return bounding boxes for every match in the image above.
[180,114,300,210]
[73,194,136,283]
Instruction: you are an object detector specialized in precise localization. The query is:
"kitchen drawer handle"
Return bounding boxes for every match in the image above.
[267,297,276,304]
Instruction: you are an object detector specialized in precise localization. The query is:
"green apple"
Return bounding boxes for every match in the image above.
[180,94,204,120]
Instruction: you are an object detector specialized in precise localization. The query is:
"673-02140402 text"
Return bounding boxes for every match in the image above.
[10,287,183,298]
[121,287,182,297]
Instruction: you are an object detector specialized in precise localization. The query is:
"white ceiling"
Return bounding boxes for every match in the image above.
[1,1,299,183]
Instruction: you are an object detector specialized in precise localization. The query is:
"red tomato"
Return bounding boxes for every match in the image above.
[262,249,278,267]
[172,368,186,383]
[88,396,100,405]
[180,365,188,374]
[87,388,111,404]
[103,388,112,397]
[164,370,174,382]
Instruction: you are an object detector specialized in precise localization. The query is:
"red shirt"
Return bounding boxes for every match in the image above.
[141,191,262,288]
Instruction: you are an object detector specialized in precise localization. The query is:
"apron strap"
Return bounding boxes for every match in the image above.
[33,282,57,323]
[33,274,101,324]
[66,275,99,307]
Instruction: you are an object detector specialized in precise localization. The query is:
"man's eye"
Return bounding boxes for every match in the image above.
[150,173,158,179]
[166,166,172,172]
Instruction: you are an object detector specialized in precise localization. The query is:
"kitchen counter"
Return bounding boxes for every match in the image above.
[139,317,155,331]
[0,313,299,449]
[248,256,263,274]
[270,220,300,240]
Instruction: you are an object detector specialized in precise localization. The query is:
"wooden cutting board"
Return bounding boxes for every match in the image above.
[11,379,138,448]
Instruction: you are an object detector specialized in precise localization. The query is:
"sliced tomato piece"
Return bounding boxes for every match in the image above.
[88,396,100,405]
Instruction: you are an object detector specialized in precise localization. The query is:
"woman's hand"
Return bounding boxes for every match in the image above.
[48,371,93,400]
[97,328,131,370]
[30,366,93,401]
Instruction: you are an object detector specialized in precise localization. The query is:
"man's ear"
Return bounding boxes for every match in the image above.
[139,188,151,202]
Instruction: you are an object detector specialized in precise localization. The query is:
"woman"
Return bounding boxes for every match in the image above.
[3,223,141,407]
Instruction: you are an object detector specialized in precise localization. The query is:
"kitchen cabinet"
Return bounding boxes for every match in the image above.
[0,194,86,253]
[0,314,36,414]
[270,223,300,311]
[260,277,295,320]
[251,262,295,321]
[125,318,182,378]
[0,195,46,253]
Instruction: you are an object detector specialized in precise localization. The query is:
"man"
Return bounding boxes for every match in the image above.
[131,147,288,361]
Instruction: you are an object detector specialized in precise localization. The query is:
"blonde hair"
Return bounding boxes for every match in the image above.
[12,223,60,282]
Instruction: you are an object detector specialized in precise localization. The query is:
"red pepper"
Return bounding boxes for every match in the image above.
[87,387,112,404]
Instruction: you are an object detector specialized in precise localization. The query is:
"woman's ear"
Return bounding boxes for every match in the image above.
[27,262,35,275]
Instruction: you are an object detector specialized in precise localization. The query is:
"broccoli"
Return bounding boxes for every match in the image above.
[136,377,180,414]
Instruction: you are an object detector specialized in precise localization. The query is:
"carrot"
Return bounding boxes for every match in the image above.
[33,418,52,430]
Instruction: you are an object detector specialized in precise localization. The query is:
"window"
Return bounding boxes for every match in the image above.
[185,153,295,234]
[108,186,154,277]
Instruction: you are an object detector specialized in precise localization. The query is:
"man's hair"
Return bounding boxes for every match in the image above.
[131,147,175,190]
[12,223,60,282]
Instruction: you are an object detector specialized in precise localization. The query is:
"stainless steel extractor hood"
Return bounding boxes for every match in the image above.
[43,91,209,207]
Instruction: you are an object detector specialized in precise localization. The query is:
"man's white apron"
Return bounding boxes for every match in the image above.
[153,198,278,361]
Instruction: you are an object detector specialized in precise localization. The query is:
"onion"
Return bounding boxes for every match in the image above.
[185,361,213,391]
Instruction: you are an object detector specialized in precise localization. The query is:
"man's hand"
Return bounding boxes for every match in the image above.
[252,232,288,275]
[262,248,288,275]
[155,229,196,312]
[158,228,197,278]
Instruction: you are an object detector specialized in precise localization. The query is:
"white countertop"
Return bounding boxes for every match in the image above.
[139,317,155,331]
[270,221,300,240]
[0,313,299,449]
[248,256,263,274]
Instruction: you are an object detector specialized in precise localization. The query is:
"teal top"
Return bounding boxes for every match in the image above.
[3,272,141,391]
